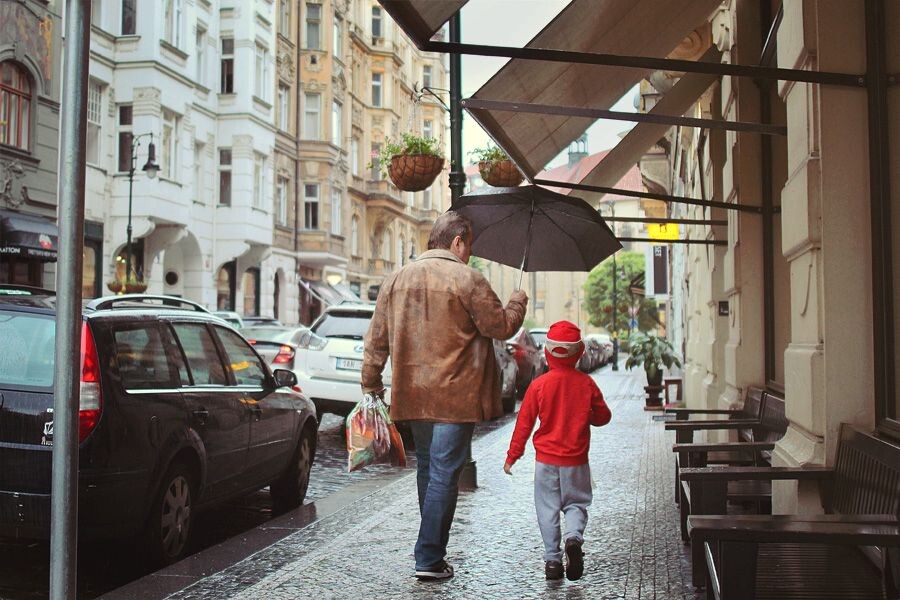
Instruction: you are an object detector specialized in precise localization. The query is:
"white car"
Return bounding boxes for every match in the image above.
[294,303,391,421]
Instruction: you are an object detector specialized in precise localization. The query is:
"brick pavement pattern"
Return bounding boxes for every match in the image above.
[167,368,702,599]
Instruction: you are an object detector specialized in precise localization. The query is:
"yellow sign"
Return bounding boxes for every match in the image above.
[647,223,680,241]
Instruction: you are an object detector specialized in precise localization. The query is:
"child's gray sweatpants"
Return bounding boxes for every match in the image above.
[533,461,593,562]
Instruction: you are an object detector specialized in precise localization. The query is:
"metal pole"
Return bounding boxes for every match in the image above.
[126,156,134,282]
[448,13,465,204]
[51,0,91,597]
[611,203,619,371]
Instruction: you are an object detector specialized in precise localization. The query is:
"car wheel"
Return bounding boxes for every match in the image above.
[145,462,195,566]
[271,426,316,513]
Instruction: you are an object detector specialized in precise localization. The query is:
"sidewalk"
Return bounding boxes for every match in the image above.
[113,366,699,599]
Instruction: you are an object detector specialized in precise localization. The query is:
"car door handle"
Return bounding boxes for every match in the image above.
[192,408,209,420]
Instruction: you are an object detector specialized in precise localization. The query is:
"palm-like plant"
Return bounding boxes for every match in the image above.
[624,333,681,386]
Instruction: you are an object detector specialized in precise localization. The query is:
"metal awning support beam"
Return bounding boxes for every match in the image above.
[617,237,727,246]
[462,98,787,136]
[605,217,727,226]
[533,178,765,214]
[423,40,865,87]
[759,3,784,66]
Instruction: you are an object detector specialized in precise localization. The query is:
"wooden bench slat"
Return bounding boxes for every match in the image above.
[673,442,777,453]
[666,419,760,431]
[689,515,900,546]
[680,466,833,482]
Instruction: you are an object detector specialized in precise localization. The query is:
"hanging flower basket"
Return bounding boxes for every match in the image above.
[107,279,123,294]
[388,154,444,192]
[124,279,148,294]
[478,159,523,187]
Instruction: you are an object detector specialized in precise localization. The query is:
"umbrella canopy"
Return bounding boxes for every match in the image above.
[450,185,622,273]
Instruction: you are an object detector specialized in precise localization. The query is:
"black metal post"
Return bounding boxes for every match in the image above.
[126,155,135,281]
[51,0,91,597]
[448,13,465,204]
[611,250,619,371]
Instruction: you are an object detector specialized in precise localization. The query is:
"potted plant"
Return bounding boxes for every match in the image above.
[625,332,681,387]
[123,277,148,294]
[470,145,523,187]
[370,132,444,192]
[106,279,123,294]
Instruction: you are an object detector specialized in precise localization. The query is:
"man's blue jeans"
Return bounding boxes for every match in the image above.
[409,421,475,570]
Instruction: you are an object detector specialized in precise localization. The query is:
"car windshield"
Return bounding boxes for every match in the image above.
[0,311,55,388]
[531,331,548,346]
[311,310,372,340]
[242,327,300,344]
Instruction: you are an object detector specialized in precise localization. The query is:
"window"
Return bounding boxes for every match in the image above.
[331,100,342,145]
[86,80,102,165]
[161,109,178,179]
[195,28,206,86]
[254,44,269,100]
[242,268,260,316]
[193,142,204,203]
[371,6,382,38]
[331,188,341,235]
[305,3,321,49]
[303,93,321,139]
[216,327,267,386]
[351,215,359,256]
[117,105,132,172]
[423,186,432,210]
[423,119,433,139]
[220,37,234,94]
[371,72,382,107]
[351,137,359,176]
[121,0,136,35]
[218,148,232,205]
[398,237,405,267]
[0,62,31,151]
[164,0,182,47]
[279,0,291,37]
[333,14,342,56]
[0,313,54,388]
[172,323,228,386]
[275,176,288,225]
[114,325,182,390]
[253,153,265,209]
[91,0,103,28]
[423,64,432,88]
[370,142,382,180]
[217,262,235,310]
[383,229,392,261]
[304,184,319,229]
[277,84,289,130]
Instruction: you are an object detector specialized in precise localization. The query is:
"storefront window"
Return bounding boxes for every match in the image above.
[216,263,234,310]
[242,267,260,316]
[82,245,96,298]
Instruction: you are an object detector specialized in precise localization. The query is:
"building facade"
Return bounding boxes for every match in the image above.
[0,0,62,288]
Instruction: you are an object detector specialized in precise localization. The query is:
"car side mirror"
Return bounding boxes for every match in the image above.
[273,368,297,388]
[505,343,515,355]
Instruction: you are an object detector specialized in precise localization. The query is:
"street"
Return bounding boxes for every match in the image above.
[0,410,519,599]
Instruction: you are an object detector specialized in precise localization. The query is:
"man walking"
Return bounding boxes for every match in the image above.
[362,211,528,580]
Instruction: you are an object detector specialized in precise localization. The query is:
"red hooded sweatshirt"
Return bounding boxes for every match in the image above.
[506,321,612,467]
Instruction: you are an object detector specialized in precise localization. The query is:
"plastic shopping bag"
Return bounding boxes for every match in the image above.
[346,393,407,472]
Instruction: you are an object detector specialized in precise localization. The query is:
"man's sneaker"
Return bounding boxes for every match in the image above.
[564,538,584,581]
[545,560,564,580]
[415,560,454,581]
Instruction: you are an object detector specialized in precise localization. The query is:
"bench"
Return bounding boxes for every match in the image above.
[674,394,788,548]
[687,424,900,599]
[664,387,769,507]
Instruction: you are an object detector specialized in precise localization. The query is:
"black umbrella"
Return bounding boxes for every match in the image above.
[450,185,622,287]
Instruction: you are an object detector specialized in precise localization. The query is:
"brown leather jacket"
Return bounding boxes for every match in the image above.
[361,249,527,423]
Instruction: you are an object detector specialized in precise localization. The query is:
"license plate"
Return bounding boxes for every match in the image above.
[336,357,363,371]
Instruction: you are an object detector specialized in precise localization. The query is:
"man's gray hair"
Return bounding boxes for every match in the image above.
[428,211,473,250]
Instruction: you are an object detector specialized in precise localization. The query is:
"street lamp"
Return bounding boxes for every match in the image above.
[125,133,159,283]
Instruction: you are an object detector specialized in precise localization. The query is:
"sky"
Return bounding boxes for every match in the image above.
[456,0,637,169]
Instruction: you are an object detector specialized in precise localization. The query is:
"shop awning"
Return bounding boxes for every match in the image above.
[465,0,724,180]
[301,279,361,306]
[0,210,58,261]
[379,0,467,48]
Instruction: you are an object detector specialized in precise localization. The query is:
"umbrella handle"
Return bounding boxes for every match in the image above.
[517,264,525,290]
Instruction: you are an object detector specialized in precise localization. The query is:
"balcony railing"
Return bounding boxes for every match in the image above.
[368,258,396,276]
[298,230,345,256]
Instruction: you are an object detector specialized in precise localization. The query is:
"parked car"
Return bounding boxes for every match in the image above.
[588,333,614,366]
[212,310,244,328]
[243,325,312,368]
[506,329,543,397]
[242,316,283,327]
[528,327,551,375]
[0,289,317,565]
[293,303,392,421]
[493,338,519,413]
[585,337,603,371]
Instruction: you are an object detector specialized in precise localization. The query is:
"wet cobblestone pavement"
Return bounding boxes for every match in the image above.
[158,366,700,600]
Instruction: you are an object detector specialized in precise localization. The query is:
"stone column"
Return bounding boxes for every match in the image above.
[773,1,873,513]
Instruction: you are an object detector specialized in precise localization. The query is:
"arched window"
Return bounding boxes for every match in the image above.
[398,237,405,267]
[350,215,359,256]
[383,229,392,261]
[0,62,32,151]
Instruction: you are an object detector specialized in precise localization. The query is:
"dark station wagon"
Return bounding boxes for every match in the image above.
[0,288,317,564]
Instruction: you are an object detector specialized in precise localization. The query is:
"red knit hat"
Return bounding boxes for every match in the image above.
[544,320,584,358]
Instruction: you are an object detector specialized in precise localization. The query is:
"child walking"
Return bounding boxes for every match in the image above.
[504,320,612,581]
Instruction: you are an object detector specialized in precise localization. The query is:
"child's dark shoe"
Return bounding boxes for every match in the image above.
[545,560,563,580]
[564,538,584,580]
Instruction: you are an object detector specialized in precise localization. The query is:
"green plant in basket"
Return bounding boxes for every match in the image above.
[370,132,444,179]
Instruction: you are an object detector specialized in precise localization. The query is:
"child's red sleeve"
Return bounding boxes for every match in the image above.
[506,382,540,465]
[590,382,612,426]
